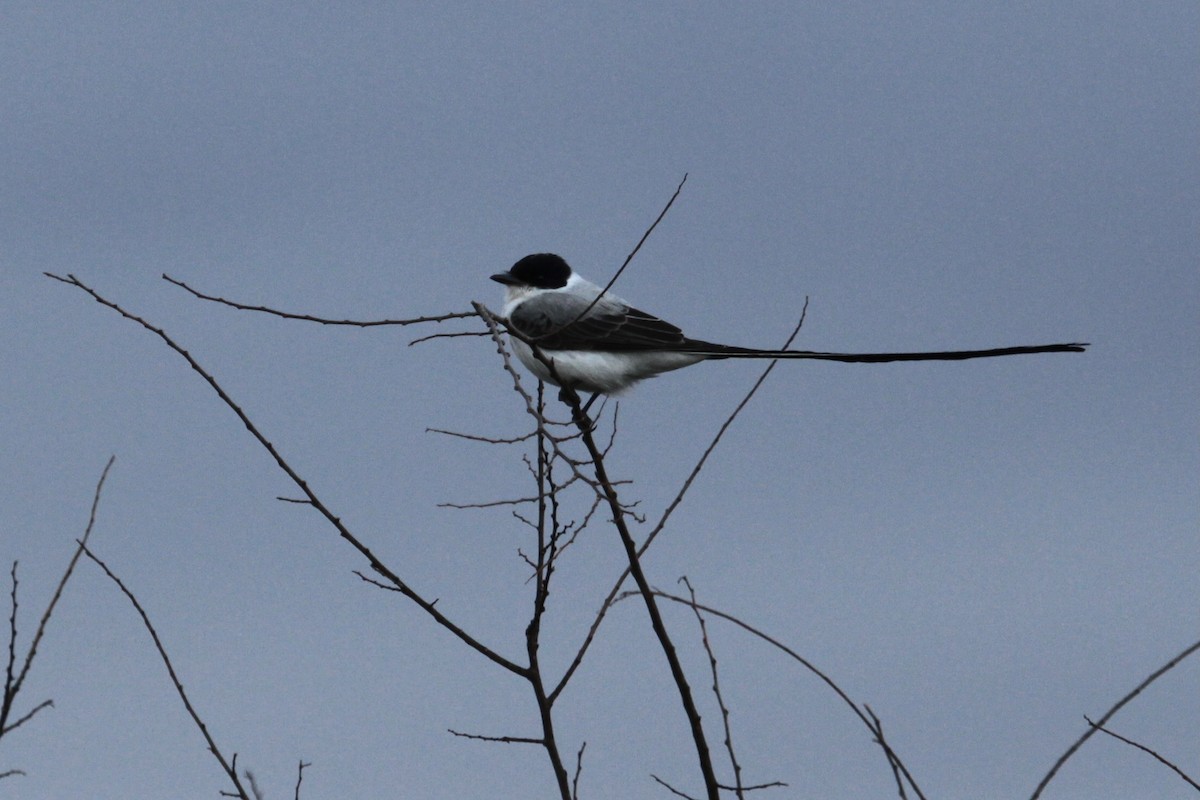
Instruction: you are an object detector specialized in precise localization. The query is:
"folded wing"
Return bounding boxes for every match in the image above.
[509,293,689,351]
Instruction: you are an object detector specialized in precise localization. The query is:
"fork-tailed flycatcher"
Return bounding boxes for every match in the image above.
[491,253,1087,395]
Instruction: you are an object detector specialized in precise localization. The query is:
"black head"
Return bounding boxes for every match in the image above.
[491,253,572,289]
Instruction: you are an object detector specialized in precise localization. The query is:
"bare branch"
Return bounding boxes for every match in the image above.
[1084,716,1200,792]
[3,564,16,731]
[544,493,603,574]
[473,303,605,496]
[354,570,393,590]
[651,773,700,800]
[641,589,927,800]
[243,770,264,800]
[0,699,53,737]
[554,385,719,800]
[1030,637,1200,800]
[426,427,536,445]
[294,760,311,800]
[572,741,587,800]
[2,456,115,746]
[447,728,544,745]
[80,543,251,800]
[438,495,541,510]
[864,705,908,800]
[14,456,114,692]
[48,273,527,679]
[162,273,477,328]
[644,299,807,549]
[408,330,490,346]
[720,781,789,792]
[552,301,809,704]
[549,173,688,339]
[520,395,575,800]
[680,577,744,799]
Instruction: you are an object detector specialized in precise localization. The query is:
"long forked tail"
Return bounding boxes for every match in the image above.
[695,342,1089,362]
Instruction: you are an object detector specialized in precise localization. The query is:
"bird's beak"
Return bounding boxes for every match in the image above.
[491,272,522,286]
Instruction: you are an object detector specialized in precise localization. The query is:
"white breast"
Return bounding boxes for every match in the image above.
[510,338,704,394]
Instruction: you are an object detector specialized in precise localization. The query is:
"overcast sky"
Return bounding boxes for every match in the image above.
[2,4,1197,799]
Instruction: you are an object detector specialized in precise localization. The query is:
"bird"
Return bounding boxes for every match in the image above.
[491,253,1087,396]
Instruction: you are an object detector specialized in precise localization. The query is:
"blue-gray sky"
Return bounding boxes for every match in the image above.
[2,4,1197,798]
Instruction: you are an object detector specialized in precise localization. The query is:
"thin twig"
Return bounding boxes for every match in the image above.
[1084,716,1200,792]
[408,330,490,346]
[572,741,587,800]
[548,174,688,338]
[680,577,744,799]
[243,770,264,800]
[651,773,700,800]
[0,699,53,738]
[80,543,251,800]
[521,384,575,800]
[473,303,604,495]
[719,781,789,791]
[2,564,16,734]
[352,571,410,593]
[438,495,541,510]
[641,589,927,800]
[865,705,908,800]
[163,273,477,327]
[426,427,536,445]
[447,728,544,745]
[294,760,311,800]
[1030,637,1200,799]
[1,456,115,740]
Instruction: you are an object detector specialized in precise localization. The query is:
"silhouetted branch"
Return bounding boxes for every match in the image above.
[572,741,587,800]
[556,385,719,800]
[552,173,688,337]
[438,495,543,510]
[294,760,311,800]
[473,303,609,498]
[639,589,927,800]
[651,773,700,800]
[680,577,745,799]
[552,300,809,704]
[408,330,490,346]
[521,386,574,800]
[163,273,477,327]
[447,728,544,745]
[2,565,17,735]
[80,543,252,800]
[720,781,789,792]
[1030,636,1200,799]
[48,272,527,679]
[864,705,908,800]
[241,769,264,800]
[426,427,536,445]
[352,571,408,593]
[0,699,52,738]
[1084,716,1200,792]
[1,456,114,756]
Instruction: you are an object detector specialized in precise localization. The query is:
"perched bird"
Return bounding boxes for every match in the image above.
[491,253,1086,395]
